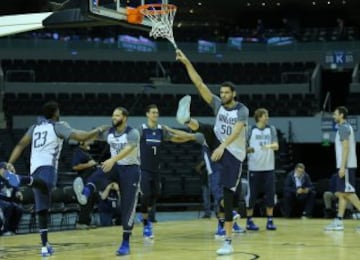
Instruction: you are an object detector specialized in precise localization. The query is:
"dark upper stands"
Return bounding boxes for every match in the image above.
[1,59,316,85]
[2,92,319,117]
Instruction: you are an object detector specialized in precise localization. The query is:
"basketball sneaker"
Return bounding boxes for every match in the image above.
[143,222,154,239]
[214,224,226,239]
[232,222,246,233]
[246,219,259,231]
[116,240,130,256]
[266,220,277,230]
[40,244,54,257]
[216,241,234,255]
[73,177,87,205]
[324,218,344,231]
[3,171,20,188]
[176,95,191,124]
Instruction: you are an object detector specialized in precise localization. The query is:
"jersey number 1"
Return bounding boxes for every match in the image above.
[152,146,157,155]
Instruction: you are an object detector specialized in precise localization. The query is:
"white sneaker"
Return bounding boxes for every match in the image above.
[73,177,87,205]
[40,246,54,257]
[176,95,191,125]
[324,219,344,231]
[216,241,234,255]
[356,226,360,232]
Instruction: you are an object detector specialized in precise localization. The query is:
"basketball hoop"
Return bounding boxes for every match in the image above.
[138,4,178,50]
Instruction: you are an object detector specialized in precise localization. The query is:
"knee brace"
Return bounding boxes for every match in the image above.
[223,188,235,222]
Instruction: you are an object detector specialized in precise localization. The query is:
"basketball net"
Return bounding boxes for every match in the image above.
[139,4,178,49]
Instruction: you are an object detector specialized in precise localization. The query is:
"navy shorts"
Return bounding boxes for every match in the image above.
[114,164,141,231]
[246,170,275,208]
[217,149,242,192]
[32,166,57,212]
[336,168,357,193]
[140,169,161,198]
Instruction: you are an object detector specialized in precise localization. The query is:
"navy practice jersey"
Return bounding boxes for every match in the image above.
[138,123,171,172]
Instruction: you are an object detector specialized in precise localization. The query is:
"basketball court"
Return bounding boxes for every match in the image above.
[1,216,360,259]
[0,1,360,259]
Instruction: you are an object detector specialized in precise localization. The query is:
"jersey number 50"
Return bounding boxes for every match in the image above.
[220,125,232,135]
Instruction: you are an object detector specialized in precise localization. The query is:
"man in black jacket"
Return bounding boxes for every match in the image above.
[283,163,316,218]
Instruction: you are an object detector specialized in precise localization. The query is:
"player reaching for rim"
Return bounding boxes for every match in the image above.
[176,49,249,256]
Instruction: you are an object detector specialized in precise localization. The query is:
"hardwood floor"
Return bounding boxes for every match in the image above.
[1,218,360,259]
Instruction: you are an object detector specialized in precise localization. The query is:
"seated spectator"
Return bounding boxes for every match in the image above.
[72,141,98,230]
[0,163,23,236]
[283,163,316,218]
[98,182,121,226]
[323,173,353,218]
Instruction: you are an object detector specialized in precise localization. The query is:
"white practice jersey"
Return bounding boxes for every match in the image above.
[27,119,72,174]
[335,121,357,169]
[212,95,249,161]
[247,125,278,171]
[106,126,140,165]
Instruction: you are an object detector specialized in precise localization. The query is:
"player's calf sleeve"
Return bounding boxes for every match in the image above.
[38,209,48,229]
[140,195,150,213]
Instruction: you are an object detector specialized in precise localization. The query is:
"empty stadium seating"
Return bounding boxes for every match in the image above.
[0,60,316,85]
[2,92,319,117]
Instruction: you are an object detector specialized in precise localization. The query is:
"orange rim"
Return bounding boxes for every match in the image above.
[138,4,177,15]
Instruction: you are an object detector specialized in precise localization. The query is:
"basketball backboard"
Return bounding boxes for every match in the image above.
[87,0,169,28]
[0,0,170,37]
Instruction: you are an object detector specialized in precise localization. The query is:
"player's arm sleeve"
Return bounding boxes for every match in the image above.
[127,129,140,147]
[236,105,249,124]
[210,95,222,116]
[54,121,74,140]
[338,125,350,141]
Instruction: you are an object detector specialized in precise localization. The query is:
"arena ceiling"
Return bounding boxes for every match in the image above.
[172,0,360,27]
[0,0,359,27]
